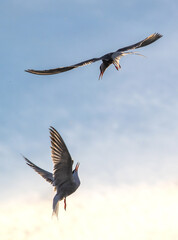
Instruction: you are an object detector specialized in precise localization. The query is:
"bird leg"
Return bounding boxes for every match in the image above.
[114,64,118,70]
[64,197,67,211]
[113,62,121,71]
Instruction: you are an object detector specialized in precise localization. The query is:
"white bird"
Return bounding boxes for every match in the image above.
[25,33,162,79]
[23,126,80,217]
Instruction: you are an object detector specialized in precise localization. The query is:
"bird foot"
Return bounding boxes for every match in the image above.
[113,63,119,71]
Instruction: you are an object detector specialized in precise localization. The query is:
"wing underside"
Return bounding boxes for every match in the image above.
[23,156,53,184]
[49,126,73,187]
[25,57,101,75]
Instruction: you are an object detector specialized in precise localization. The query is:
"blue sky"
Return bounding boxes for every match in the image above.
[0,0,178,201]
[1,1,178,239]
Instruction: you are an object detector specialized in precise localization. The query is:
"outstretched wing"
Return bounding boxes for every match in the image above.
[23,156,53,184]
[25,57,101,75]
[116,33,163,52]
[49,126,73,187]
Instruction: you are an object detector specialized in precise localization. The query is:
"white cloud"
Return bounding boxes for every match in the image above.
[1,182,178,240]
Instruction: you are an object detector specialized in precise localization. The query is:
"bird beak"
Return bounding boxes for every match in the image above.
[99,71,103,80]
[75,162,80,171]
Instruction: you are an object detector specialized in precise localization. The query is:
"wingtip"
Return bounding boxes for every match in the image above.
[21,154,27,161]
[154,32,163,38]
[22,155,32,166]
[49,126,55,133]
[25,69,31,73]
[20,153,24,158]
[49,126,59,140]
[25,69,39,75]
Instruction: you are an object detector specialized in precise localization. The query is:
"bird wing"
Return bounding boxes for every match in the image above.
[23,156,53,184]
[25,57,101,75]
[49,126,73,187]
[116,33,163,52]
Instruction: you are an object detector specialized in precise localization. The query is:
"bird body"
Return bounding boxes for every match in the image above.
[25,33,162,79]
[23,127,80,217]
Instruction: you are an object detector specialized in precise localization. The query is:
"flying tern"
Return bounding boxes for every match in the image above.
[23,126,80,217]
[25,33,162,79]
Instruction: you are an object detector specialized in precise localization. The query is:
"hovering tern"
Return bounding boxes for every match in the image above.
[25,33,162,79]
[23,126,80,217]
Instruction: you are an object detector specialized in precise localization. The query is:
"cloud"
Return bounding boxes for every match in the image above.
[1,182,178,240]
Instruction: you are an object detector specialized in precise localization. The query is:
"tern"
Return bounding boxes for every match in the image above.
[25,33,162,79]
[23,126,80,217]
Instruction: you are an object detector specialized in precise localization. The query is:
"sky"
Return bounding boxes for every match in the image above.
[0,0,178,239]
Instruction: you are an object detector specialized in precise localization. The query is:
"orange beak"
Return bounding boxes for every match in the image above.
[75,162,80,171]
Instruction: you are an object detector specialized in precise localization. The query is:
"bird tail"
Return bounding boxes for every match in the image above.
[52,194,60,218]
